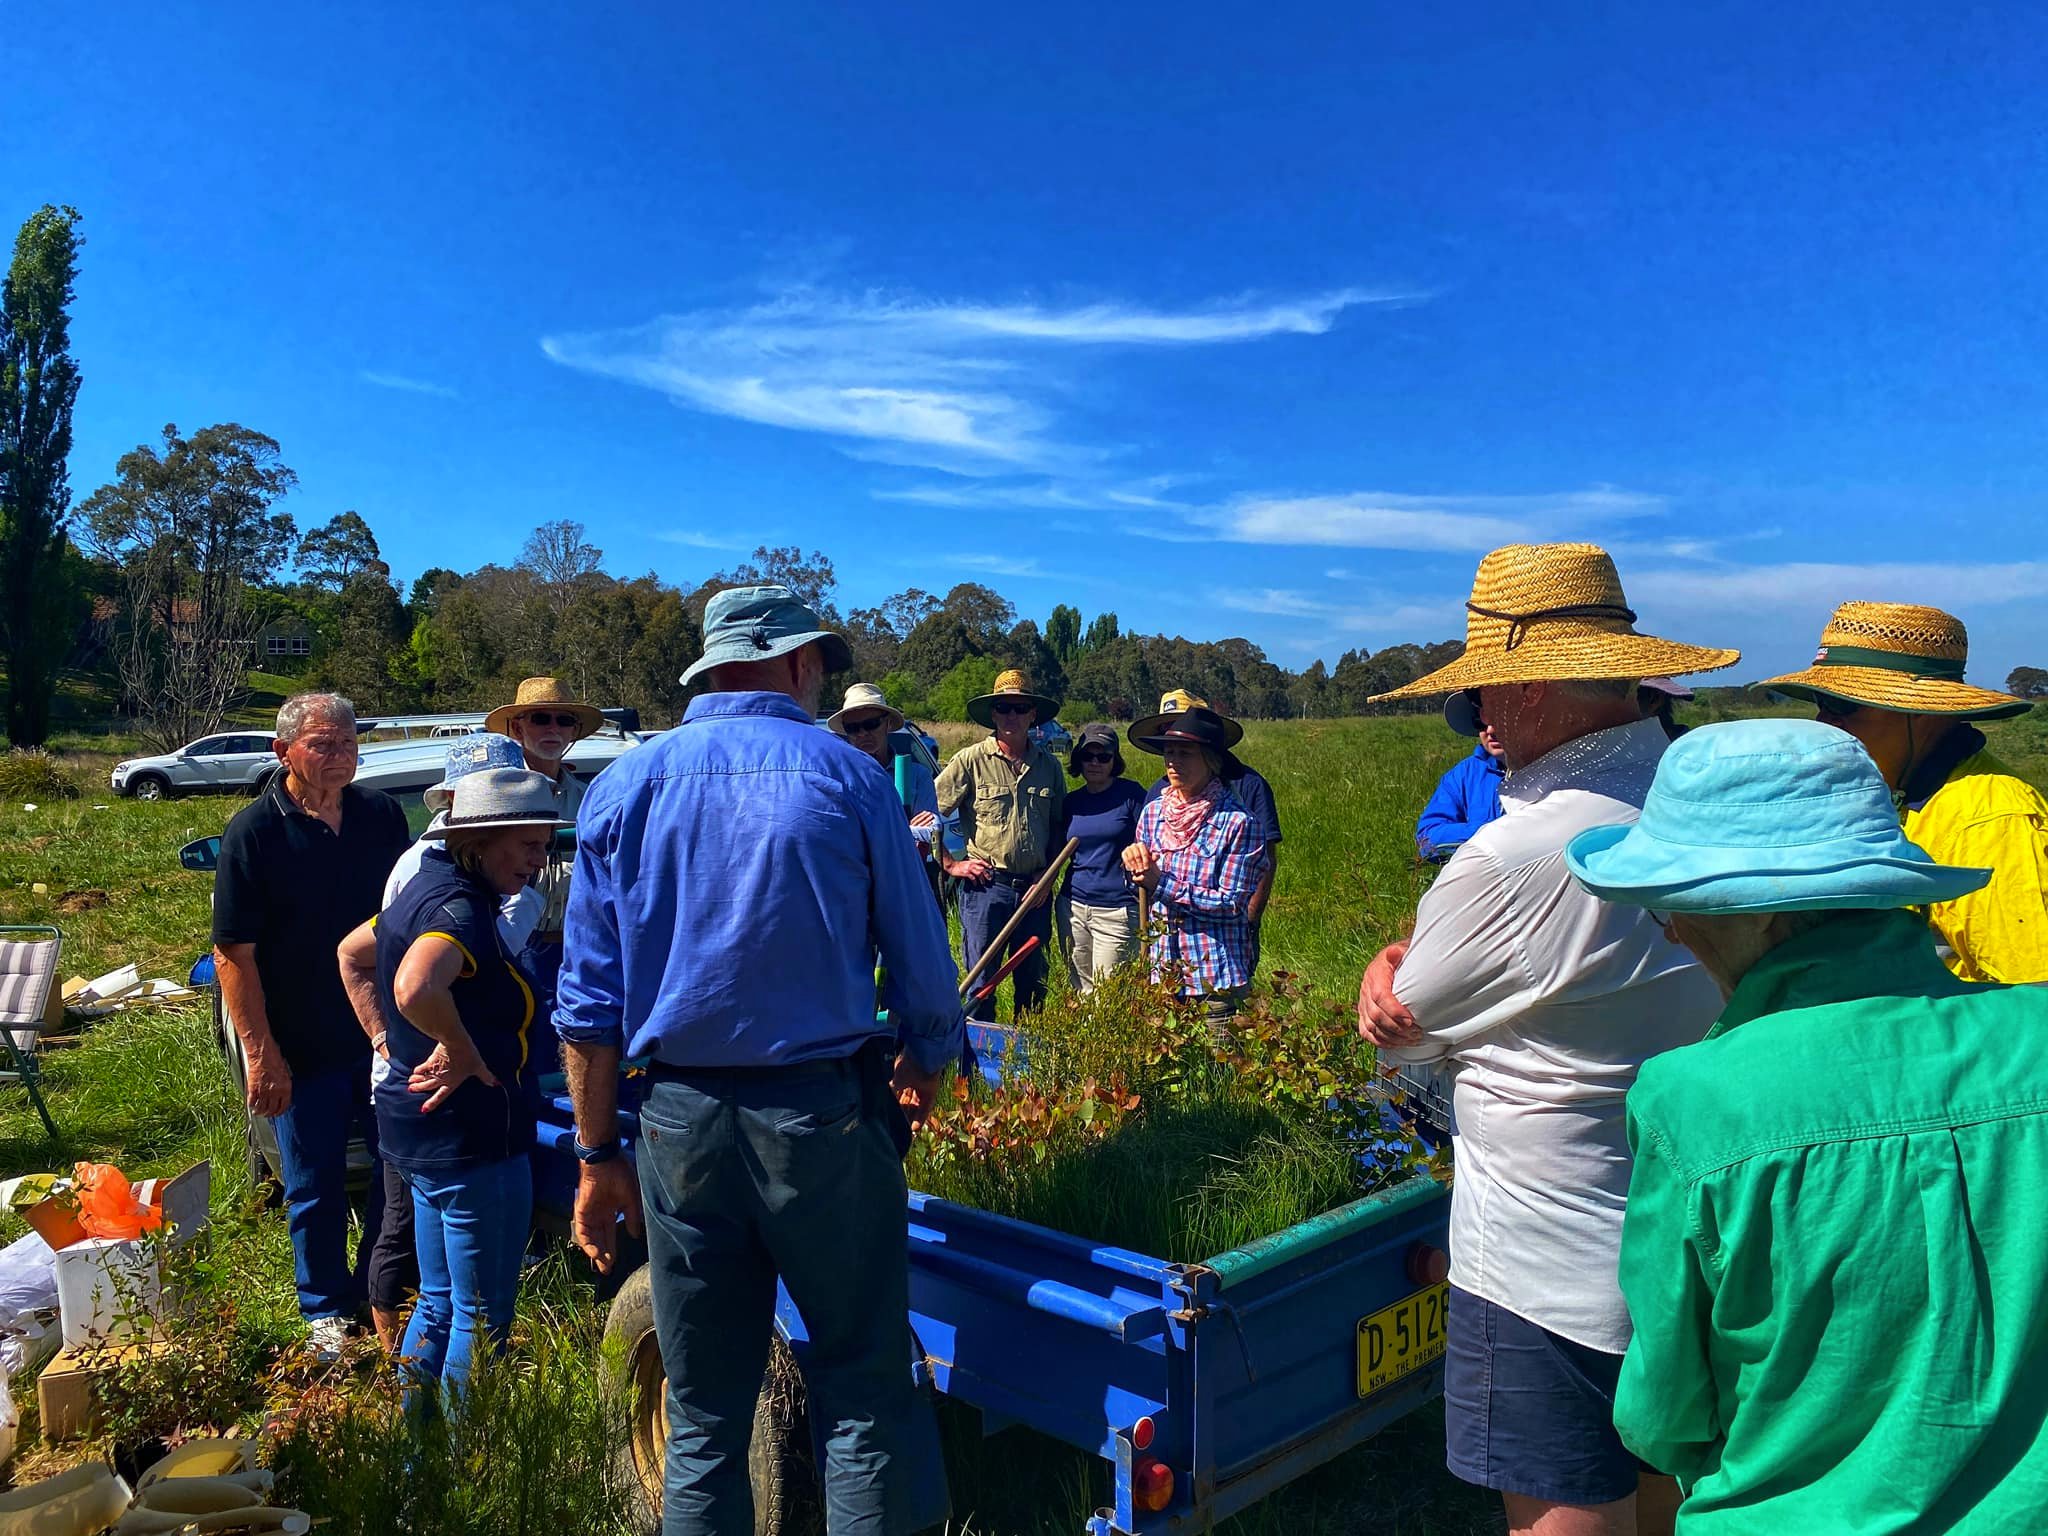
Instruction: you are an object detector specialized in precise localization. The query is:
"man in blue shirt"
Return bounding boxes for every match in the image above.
[556,586,963,1536]
[1415,690,1508,861]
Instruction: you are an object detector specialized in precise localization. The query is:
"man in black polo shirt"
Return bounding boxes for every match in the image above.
[212,691,410,1357]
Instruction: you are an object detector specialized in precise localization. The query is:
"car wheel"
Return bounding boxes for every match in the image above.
[249,769,275,797]
[130,773,172,802]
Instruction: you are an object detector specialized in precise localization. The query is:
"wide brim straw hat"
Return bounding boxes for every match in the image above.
[1129,688,1245,749]
[1372,543,1741,703]
[1564,719,1991,914]
[1750,601,2030,721]
[827,682,907,735]
[967,669,1061,729]
[681,585,854,688]
[424,732,527,813]
[419,768,574,838]
[483,676,604,739]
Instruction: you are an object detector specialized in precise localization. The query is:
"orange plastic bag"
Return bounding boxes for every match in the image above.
[72,1162,163,1241]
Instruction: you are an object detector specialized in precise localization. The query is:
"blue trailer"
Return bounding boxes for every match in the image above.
[581,1029,1453,1535]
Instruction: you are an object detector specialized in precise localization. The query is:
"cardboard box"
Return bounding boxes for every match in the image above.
[37,1337,169,1441]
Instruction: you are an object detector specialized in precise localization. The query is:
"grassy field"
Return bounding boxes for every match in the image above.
[0,706,2041,1532]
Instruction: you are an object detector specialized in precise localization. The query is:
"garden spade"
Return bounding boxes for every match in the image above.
[955,837,1080,1001]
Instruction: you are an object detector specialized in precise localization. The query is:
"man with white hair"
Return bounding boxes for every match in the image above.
[1357,545,1737,1536]
[213,691,410,1358]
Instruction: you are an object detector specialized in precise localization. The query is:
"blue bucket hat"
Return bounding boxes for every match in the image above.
[680,585,852,688]
[1565,719,1992,914]
[424,732,526,813]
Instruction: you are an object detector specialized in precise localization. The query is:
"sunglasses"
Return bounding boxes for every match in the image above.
[1077,750,1113,764]
[842,715,891,734]
[521,712,582,729]
[1814,701,1861,724]
[992,702,1034,717]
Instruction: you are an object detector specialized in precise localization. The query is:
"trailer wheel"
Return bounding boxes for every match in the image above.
[602,1265,822,1536]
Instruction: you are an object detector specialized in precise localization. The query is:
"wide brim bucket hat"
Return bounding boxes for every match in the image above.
[826,681,906,735]
[967,669,1061,729]
[1371,543,1741,703]
[1129,688,1245,749]
[1564,718,1991,914]
[424,732,527,813]
[419,768,574,838]
[483,676,605,740]
[681,585,854,688]
[1750,601,2031,721]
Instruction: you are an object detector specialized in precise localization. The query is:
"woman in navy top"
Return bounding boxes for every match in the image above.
[1055,723,1147,991]
[338,768,566,1407]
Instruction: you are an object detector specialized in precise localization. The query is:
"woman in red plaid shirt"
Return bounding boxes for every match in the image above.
[1122,707,1272,1040]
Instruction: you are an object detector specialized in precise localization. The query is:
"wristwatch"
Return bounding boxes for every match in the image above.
[573,1136,623,1165]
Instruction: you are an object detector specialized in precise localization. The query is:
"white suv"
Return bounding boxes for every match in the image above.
[111,733,281,801]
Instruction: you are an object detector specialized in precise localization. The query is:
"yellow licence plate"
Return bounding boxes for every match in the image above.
[1356,1282,1449,1398]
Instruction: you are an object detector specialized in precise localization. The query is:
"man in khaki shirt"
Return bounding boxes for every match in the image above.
[936,669,1066,1023]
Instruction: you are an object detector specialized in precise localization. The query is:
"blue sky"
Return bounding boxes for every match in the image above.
[9,2,2046,684]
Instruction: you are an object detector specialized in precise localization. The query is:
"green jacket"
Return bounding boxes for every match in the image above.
[1616,909,2048,1533]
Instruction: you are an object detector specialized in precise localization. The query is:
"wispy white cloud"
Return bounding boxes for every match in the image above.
[1630,561,2048,615]
[1130,487,1664,551]
[909,551,1103,585]
[361,370,456,399]
[655,529,750,551]
[542,285,1408,470]
[1210,586,1464,636]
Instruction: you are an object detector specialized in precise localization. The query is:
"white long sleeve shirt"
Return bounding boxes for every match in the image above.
[1385,717,1722,1353]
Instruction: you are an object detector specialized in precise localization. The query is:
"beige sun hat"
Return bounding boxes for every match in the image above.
[827,682,907,735]
[1752,601,2031,720]
[967,669,1061,729]
[483,677,604,739]
[1371,542,1741,703]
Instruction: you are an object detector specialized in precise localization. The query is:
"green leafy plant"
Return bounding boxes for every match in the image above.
[0,748,81,800]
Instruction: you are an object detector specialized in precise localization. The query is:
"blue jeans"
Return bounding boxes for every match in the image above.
[399,1156,532,1409]
[268,1060,384,1320]
[958,877,1051,1024]
[636,1056,940,1536]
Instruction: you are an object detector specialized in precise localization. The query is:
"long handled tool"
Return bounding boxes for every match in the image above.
[970,935,1042,1005]
[956,837,1081,1001]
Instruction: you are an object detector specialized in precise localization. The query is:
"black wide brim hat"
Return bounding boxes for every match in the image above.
[1128,708,1244,775]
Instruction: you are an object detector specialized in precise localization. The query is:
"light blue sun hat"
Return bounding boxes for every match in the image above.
[681,585,853,688]
[1565,718,1992,914]
[423,732,526,813]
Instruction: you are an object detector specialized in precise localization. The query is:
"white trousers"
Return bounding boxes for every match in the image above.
[1056,895,1140,993]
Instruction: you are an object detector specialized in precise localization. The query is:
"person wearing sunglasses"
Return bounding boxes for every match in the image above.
[1565,719,2048,1533]
[1753,601,2047,983]
[827,682,940,857]
[935,670,1068,1024]
[1053,722,1146,992]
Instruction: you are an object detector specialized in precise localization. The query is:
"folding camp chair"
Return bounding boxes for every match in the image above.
[0,925,62,1138]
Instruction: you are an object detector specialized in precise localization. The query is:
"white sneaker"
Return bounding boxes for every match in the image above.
[306,1316,352,1363]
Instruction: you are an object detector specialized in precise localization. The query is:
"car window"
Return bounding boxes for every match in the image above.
[232,736,270,754]
[186,737,226,756]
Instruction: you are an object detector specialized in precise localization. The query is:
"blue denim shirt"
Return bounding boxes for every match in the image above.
[1414,744,1507,860]
[554,691,965,1074]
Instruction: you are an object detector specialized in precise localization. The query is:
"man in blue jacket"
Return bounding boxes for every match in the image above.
[1415,690,1507,861]
[556,586,964,1536]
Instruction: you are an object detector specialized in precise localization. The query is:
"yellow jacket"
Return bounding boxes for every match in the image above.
[1903,745,2048,983]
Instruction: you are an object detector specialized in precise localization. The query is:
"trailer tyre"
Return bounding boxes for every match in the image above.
[602,1266,822,1536]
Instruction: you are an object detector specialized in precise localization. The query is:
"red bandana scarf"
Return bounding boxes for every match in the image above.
[1156,776,1225,851]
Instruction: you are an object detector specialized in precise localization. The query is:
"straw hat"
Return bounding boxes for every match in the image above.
[483,677,604,739]
[1371,543,1740,702]
[826,681,906,736]
[420,768,574,838]
[1129,688,1246,749]
[1751,602,2030,721]
[424,733,526,813]
[967,669,1060,729]
[1566,720,1991,914]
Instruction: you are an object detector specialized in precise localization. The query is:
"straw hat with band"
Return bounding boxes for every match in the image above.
[1372,543,1740,703]
[484,677,604,740]
[827,681,906,736]
[967,669,1060,730]
[1565,719,1991,914]
[424,733,527,813]
[1128,708,1244,775]
[1067,721,1125,777]
[681,585,853,688]
[1129,688,1245,749]
[1751,602,2030,721]
[420,768,575,839]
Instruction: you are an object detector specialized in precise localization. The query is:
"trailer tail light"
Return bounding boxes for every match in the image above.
[1133,1456,1174,1512]
[1130,1415,1156,1451]
[1407,1243,1451,1287]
